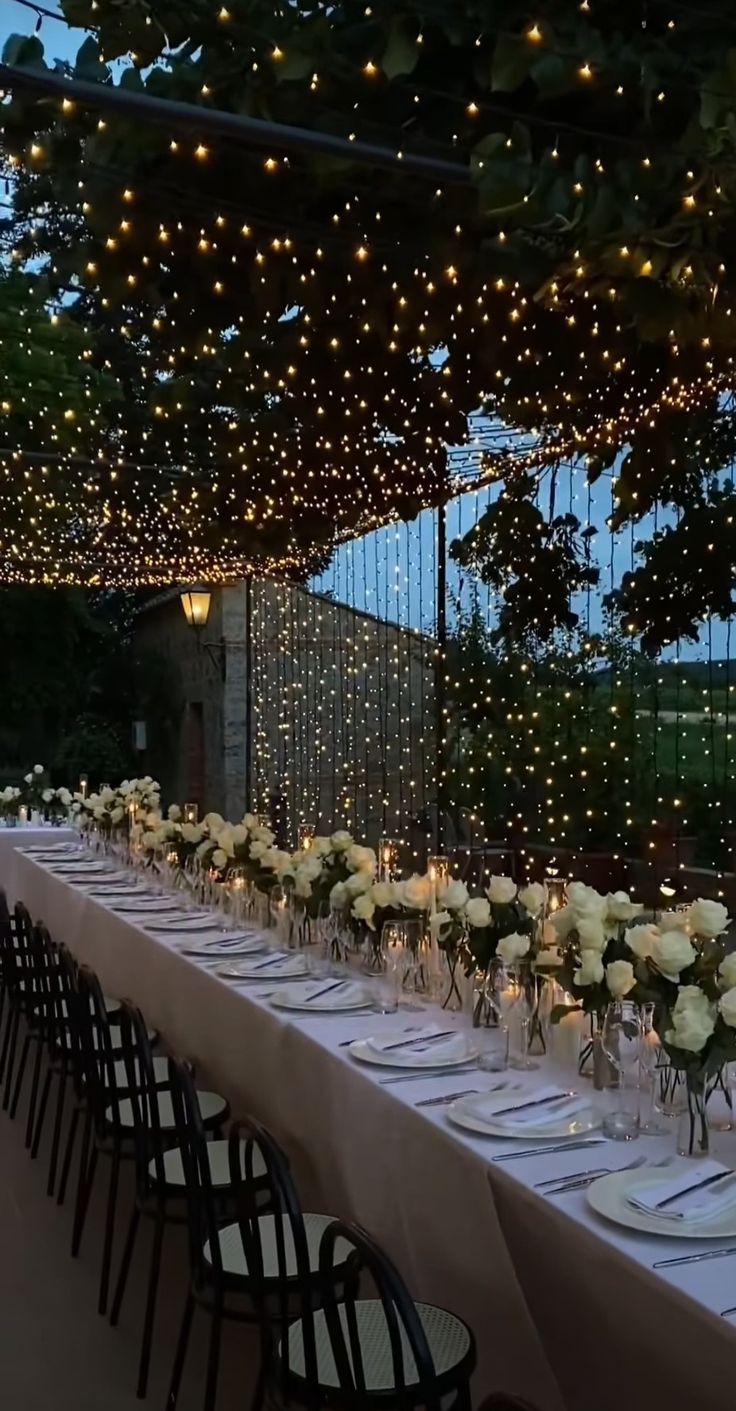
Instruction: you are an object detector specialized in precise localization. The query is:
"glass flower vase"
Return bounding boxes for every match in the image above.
[441,946,464,1012]
[677,1074,710,1158]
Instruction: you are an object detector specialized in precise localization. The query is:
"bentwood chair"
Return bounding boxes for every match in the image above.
[109,1001,247,1399]
[166,1059,357,1411]
[71,967,228,1319]
[274,1219,476,1411]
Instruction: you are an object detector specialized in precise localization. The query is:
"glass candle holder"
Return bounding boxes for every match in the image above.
[183,802,199,825]
[378,836,399,881]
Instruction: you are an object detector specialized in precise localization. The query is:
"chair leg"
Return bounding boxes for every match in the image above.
[136,1201,165,1399]
[166,1291,194,1411]
[9,1030,31,1119]
[109,1203,140,1327]
[24,1036,45,1148]
[0,996,12,1085]
[203,1298,223,1411]
[71,1113,96,1256]
[31,1060,53,1159]
[98,1141,121,1315]
[46,1067,67,1194]
[57,1103,79,1206]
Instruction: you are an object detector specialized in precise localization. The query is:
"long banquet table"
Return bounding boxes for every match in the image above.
[0,826,77,903]
[6,846,736,1411]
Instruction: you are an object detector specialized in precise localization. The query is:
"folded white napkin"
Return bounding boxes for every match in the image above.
[628,1160,736,1222]
[219,953,307,978]
[366,1024,468,1066]
[277,980,367,1008]
[488,1089,588,1130]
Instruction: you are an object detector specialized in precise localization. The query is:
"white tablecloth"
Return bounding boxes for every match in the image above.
[7,849,736,1411]
[0,829,77,904]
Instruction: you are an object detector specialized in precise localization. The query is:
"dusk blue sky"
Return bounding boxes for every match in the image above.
[0,2,722,661]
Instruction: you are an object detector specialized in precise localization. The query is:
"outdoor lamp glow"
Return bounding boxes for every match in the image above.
[180,586,212,628]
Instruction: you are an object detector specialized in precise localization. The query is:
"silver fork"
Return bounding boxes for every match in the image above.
[538,1154,647,1194]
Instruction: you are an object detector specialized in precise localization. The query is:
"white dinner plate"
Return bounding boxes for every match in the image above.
[587,1171,736,1239]
[182,936,265,958]
[348,1036,479,1070]
[216,954,308,980]
[446,1091,599,1140]
[269,980,372,1012]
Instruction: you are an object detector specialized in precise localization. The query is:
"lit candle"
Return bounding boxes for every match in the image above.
[378,836,398,881]
[298,821,316,851]
[427,854,449,913]
[18,805,28,827]
[183,802,198,825]
[79,774,88,800]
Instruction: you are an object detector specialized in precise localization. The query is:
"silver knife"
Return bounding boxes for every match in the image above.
[493,1138,606,1163]
[305,978,347,1003]
[380,1029,457,1052]
[655,1169,735,1210]
[415,1089,479,1108]
[654,1246,736,1269]
[493,1090,574,1118]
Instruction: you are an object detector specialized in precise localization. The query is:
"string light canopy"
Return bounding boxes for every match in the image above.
[2,1,736,609]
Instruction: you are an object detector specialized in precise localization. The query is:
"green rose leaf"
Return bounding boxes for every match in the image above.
[381,19,419,80]
[3,34,46,69]
[491,33,531,93]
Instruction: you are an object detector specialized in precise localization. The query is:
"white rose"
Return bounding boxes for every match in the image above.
[42,788,54,803]
[110,806,125,823]
[689,898,730,939]
[242,813,257,829]
[231,823,248,846]
[312,836,333,857]
[167,804,182,822]
[574,951,604,986]
[33,763,44,775]
[567,882,607,919]
[497,932,531,967]
[330,830,353,852]
[211,848,228,869]
[181,822,201,844]
[625,923,660,961]
[216,828,235,859]
[253,825,275,845]
[429,909,453,939]
[518,882,546,915]
[264,848,291,874]
[298,854,323,882]
[550,904,577,940]
[440,878,469,911]
[576,917,607,952]
[203,812,225,831]
[330,881,348,909]
[24,773,32,784]
[719,986,736,1029]
[351,893,376,927]
[294,871,313,899]
[465,896,491,928]
[196,839,214,859]
[249,840,267,860]
[651,930,696,979]
[346,844,377,874]
[605,959,636,998]
[371,881,396,909]
[666,986,716,1053]
[344,869,373,897]
[606,891,642,923]
[57,787,71,806]
[486,875,517,905]
[402,874,432,911]
[719,953,736,989]
[658,910,690,932]
[141,831,160,849]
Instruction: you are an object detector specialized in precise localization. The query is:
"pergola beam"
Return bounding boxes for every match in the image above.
[0,62,472,186]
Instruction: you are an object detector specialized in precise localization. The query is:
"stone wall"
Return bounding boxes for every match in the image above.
[132,579,438,847]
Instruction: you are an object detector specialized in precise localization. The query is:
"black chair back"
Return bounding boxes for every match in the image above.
[168,1057,234,1292]
[75,966,120,1134]
[118,1000,168,1195]
[317,1220,469,1411]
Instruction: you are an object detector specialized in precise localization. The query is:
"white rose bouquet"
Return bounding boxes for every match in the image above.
[625,901,736,1153]
[551,885,644,1024]
[463,876,534,976]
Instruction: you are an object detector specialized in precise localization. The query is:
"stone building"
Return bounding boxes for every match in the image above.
[133,579,439,853]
